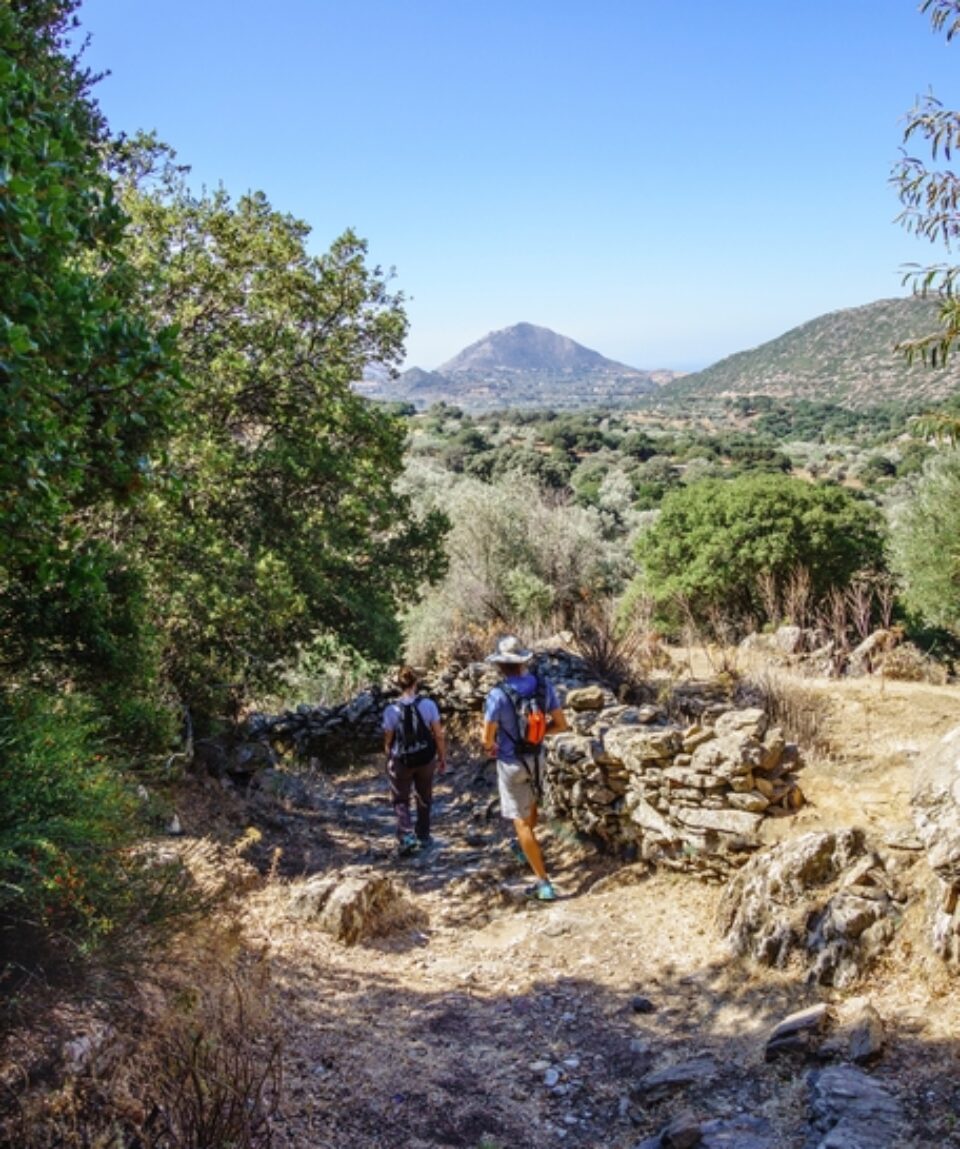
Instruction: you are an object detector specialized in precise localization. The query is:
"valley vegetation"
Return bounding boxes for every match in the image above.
[4,1,960,1145]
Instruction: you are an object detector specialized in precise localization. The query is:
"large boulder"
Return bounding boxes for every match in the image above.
[287,866,406,944]
[716,830,904,986]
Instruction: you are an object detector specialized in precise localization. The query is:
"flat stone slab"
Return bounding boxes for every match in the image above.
[633,1055,718,1102]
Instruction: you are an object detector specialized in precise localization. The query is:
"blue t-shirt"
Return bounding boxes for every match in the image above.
[484,672,560,765]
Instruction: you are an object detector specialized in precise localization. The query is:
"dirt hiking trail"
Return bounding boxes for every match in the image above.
[224,672,960,1149]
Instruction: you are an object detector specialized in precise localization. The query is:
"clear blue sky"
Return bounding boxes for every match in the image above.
[75,0,958,372]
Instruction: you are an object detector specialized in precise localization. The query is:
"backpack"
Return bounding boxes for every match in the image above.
[394,699,437,768]
[501,675,548,756]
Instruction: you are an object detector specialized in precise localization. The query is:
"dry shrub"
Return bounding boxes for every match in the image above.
[879,642,950,684]
[749,667,835,758]
[132,953,281,1149]
[440,620,503,668]
[569,600,666,692]
[3,916,281,1149]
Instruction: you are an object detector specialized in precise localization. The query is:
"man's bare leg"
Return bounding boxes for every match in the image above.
[514,805,548,881]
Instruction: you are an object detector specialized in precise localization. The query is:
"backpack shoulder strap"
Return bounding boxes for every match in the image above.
[499,681,522,716]
[413,698,430,732]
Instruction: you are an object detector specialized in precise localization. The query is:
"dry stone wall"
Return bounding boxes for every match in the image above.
[545,694,804,877]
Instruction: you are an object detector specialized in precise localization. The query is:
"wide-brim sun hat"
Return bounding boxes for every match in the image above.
[486,635,533,665]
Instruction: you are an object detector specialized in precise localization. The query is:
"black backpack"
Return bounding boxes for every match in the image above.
[501,674,548,756]
[394,699,437,768]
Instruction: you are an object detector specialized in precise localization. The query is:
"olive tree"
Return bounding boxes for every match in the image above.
[889,449,960,634]
[894,0,960,389]
[402,471,629,661]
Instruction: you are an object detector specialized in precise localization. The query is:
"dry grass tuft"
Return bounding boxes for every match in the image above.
[749,667,836,758]
[879,642,950,684]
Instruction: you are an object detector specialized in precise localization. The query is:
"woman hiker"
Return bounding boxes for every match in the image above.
[383,666,447,854]
[482,636,568,900]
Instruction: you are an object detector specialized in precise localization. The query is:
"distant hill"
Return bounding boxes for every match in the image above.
[358,323,681,410]
[662,297,960,408]
[438,322,628,375]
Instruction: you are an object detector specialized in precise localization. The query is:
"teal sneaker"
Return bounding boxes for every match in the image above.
[526,879,557,902]
[398,833,419,856]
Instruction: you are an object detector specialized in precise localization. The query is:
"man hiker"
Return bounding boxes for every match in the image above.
[482,636,568,900]
[383,666,447,854]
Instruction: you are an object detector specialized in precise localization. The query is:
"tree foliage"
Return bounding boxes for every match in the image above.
[890,448,960,635]
[0,2,189,983]
[113,143,446,715]
[893,0,960,371]
[0,2,179,684]
[630,474,886,631]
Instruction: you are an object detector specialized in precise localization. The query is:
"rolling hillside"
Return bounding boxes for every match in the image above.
[662,297,960,408]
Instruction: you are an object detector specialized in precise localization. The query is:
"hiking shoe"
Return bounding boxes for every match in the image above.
[526,879,557,902]
[398,833,419,856]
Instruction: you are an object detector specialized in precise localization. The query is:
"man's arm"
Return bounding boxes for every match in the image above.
[432,719,447,774]
[482,719,498,758]
[547,707,568,735]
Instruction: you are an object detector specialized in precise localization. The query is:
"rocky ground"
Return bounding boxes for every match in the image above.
[223,672,960,1149]
[4,670,960,1148]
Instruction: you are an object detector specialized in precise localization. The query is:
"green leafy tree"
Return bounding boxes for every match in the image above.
[0,3,184,983]
[0,2,179,683]
[894,0,960,382]
[630,474,885,630]
[115,144,445,716]
[890,448,960,634]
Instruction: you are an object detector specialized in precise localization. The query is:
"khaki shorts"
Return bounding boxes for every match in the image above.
[497,755,541,821]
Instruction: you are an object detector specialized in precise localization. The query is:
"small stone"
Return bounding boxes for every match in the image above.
[632,995,657,1014]
[661,1108,702,1149]
[633,1056,717,1102]
[765,1003,829,1061]
[544,1067,561,1087]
